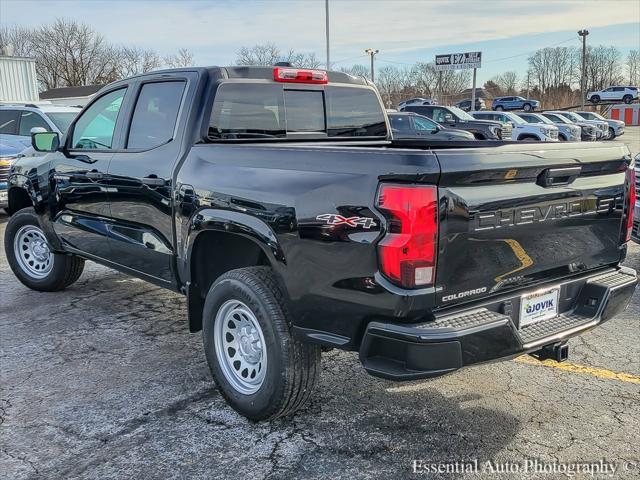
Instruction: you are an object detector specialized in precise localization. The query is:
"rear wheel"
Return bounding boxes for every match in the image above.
[590,95,600,104]
[623,94,633,104]
[494,105,504,111]
[203,266,321,420]
[5,208,84,291]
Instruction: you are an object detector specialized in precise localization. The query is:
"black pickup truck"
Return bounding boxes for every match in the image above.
[5,66,637,420]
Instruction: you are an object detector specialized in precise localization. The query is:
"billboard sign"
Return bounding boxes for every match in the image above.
[434,52,482,71]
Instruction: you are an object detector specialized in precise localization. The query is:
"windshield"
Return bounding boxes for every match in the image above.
[529,114,553,125]
[449,106,474,120]
[505,113,526,125]
[46,112,78,133]
[562,112,584,122]
[209,83,387,140]
[581,112,604,120]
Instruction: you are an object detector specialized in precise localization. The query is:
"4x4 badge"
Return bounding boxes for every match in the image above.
[316,214,376,229]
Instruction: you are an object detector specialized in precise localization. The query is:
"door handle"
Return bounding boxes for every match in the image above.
[142,176,166,186]
[86,171,104,180]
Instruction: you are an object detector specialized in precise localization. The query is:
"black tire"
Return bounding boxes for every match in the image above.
[590,95,600,104]
[494,105,504,111]
[558,133,567,141]
[5,208,84,292]
[523,103,532,111]
[202,266,321,421]
[623,95,632,104]
[608,127,616,140]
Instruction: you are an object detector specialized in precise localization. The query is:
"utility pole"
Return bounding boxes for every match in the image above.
[578,29,589,109]
[325,0,330,69]
[365,48,379,82]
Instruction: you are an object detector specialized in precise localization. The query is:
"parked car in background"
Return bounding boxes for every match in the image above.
[547,111,608,140]
[517,112,582,142]
[388,112,476,141]
[400,105,509,140]
[0,104,80,152]
[540,112,597,141]
[0,142,22,211]
[587,86,638,104]
[454,98,486,112]
[575,111,625,140]
[472,110,558,141]
[491,96,540,111]
[398,97,437,109]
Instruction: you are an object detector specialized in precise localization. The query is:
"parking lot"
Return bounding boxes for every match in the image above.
[1,129,639,479]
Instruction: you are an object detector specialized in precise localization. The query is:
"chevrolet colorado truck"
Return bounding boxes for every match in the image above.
[5,66,638,421]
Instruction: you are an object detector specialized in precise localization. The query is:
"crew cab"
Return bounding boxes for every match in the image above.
[471,111,559,141]
[5,66,637,421]
[400,104,510,140]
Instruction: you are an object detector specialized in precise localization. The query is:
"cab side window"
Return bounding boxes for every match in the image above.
[412,116,437,132]
[0,110,20,135]
[127,81,186,149]
[72,88,126,150]
[19,111,50,135]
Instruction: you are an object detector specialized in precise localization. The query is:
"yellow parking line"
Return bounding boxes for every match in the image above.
[515,355,640,385]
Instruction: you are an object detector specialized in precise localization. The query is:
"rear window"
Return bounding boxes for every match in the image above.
[208,83,386,140]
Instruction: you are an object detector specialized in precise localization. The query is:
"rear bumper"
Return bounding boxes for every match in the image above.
[359,267,637,380]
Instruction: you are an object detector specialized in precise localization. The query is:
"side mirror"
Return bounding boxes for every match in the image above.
[444,114,454,123]
[32,131,60,152]
[431,125,441,134]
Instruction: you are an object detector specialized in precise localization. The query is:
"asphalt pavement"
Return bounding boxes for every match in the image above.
[1,129,639,479]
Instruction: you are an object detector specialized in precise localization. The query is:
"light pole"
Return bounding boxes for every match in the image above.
[578,29,589,109]
[365,48,379,82]
[325,0,330,69]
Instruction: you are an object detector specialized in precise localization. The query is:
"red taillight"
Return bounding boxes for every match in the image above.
[273,67,328,84]
[624,166,636,242]
[376,184,438,288]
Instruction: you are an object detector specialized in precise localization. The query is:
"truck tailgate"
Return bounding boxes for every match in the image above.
[434,143,631,308]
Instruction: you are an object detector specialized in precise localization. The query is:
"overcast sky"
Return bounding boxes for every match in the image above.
[2,0,639,82]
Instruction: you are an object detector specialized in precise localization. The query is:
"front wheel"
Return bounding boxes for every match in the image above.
[203,266,321,420]
[5,208,85,291]
[608,127,616,140]
[523,103,532,111]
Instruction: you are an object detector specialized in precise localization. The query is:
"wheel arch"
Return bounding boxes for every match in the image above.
[183,209,287,332]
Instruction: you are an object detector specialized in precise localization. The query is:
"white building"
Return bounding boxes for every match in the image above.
[0,56,39,103]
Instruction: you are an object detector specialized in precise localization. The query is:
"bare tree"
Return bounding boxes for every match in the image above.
[585,45,623,91]
[0,25,32,57]
[27,18,121,89]
[338,64,370,77]
[236,43,319,67]
[117,46,161,77]
[164,48,195,68]
[491,71,519,95]
[626,50,639,86]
